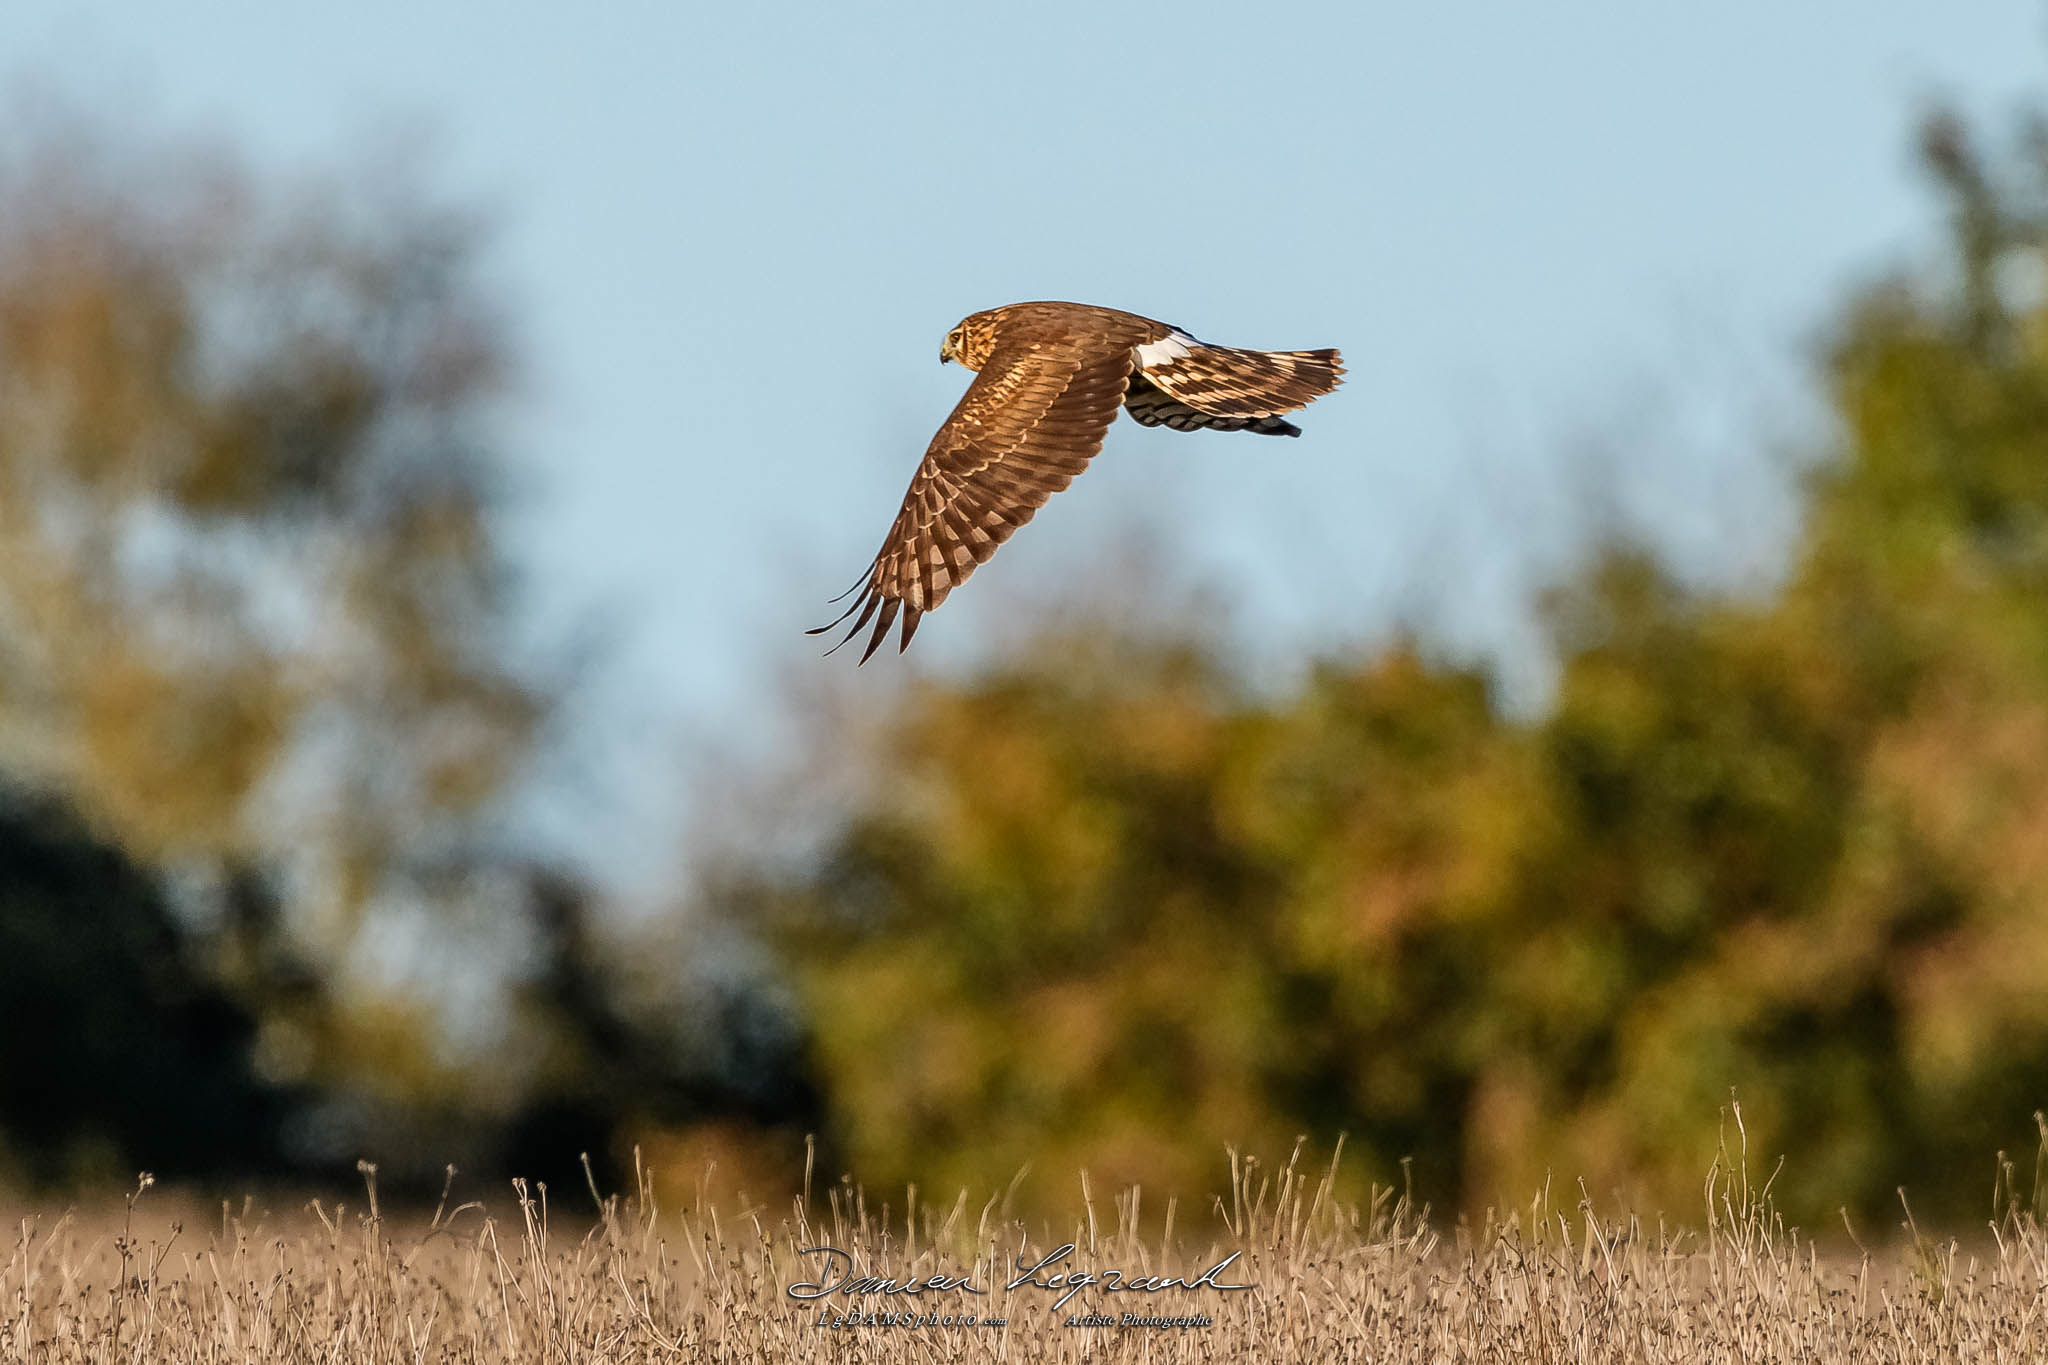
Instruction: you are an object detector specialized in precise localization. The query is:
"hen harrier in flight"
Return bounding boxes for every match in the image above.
[813,301,1343,662]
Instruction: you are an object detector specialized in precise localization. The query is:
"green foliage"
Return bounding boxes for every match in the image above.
[740,113,2048,1225]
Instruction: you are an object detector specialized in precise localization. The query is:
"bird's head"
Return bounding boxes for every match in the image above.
[940,311,998,371]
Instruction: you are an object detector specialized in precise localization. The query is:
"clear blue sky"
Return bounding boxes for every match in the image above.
[3,3,2044,881]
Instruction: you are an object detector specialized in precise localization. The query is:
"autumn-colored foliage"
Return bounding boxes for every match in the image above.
[739,113,2048,1225]
[0,120,697,1188]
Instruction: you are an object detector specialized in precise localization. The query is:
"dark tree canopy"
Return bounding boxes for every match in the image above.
[0,792,286,1183]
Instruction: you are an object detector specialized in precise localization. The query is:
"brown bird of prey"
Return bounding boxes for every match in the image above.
[812,301,1343,662]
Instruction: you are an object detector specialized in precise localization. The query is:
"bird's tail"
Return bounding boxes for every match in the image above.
[1137,343,1344,425]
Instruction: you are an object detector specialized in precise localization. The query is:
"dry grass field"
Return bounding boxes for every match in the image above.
[4,1119,2045,1363]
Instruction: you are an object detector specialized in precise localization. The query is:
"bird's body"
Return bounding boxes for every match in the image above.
[814,301,1343,661]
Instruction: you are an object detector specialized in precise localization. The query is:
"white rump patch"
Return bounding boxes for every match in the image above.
[1135,329,1201,370]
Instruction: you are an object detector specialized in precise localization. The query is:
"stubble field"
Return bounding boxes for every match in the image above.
[4,1127,2045,1363]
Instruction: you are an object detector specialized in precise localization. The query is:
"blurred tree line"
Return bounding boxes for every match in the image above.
[10,90,2048,1232]
[726,107,2048,1227]
[0,114,812,1193]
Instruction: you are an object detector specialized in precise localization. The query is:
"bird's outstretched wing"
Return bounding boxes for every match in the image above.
[812,338,1134,662]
